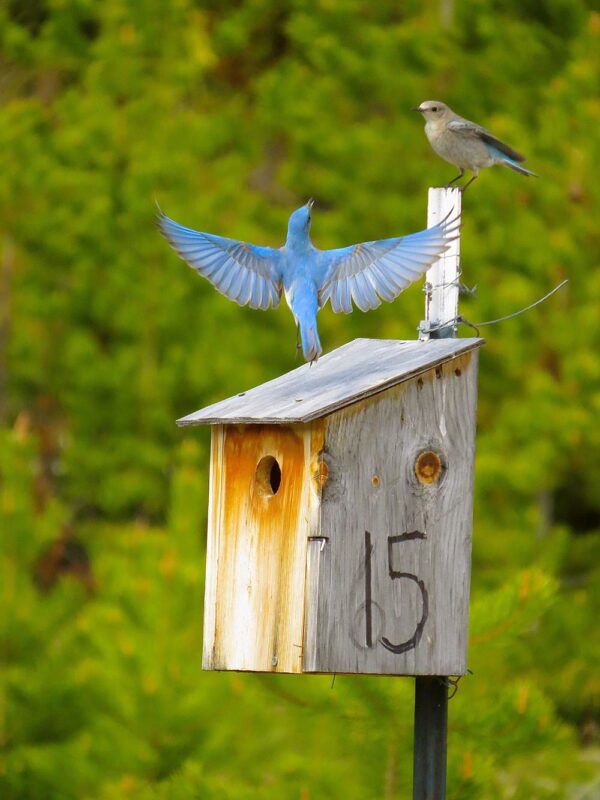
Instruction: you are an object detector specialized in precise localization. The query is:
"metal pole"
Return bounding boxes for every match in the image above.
[413,677,448,800]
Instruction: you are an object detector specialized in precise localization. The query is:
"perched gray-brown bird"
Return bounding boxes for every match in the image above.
[414,101,537,189]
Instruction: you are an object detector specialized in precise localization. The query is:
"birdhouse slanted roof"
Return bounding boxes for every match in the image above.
[177,337,484,426]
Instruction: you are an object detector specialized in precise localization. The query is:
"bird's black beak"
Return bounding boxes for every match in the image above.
[412,106,423,113]
[307,198,315,210]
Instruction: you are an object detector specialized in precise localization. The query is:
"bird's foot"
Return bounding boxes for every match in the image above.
[460,175,477,192]
[445,171,465,188]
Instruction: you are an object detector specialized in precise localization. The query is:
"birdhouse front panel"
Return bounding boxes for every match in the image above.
[202,422,324,673]
[303,349,479,676]
[181,338,484,677]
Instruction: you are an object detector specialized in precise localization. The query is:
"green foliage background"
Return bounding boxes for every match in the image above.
[1,1,599,797]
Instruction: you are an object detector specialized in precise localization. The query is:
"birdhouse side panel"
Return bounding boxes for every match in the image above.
[203,422,323,673]
[304,351,478,675]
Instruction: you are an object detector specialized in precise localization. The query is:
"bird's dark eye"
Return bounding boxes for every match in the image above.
[432,106,438,112]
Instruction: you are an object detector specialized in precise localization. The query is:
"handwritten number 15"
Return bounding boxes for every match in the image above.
[364,530,429,654]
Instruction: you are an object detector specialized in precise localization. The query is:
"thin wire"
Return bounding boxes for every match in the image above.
[443,669,473,700]
[421,279,568,337]
[473,279,568,327]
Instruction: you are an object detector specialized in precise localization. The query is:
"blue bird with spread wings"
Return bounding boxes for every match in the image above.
[157,201,458,362]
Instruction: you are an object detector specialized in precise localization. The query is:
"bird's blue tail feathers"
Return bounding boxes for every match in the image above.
[500,158,538,177]
[298,314,322,363]
[487,145,537,177]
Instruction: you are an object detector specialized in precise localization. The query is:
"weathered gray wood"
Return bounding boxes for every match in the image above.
[303,348,479,675]
[178,337,482,426]
[303,537,328,673]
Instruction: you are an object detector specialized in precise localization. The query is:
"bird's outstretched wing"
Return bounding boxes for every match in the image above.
[318,215,459,313]
[158,211,283,310]
[446,119,525,162]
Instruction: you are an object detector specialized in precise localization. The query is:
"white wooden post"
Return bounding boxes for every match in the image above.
[419,187,462,340]
[416,186,463,800]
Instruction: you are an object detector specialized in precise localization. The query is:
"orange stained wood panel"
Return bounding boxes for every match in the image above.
[205,422,324,673]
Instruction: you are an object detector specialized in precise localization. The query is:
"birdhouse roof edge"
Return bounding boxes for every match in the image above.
[176,337,484,426]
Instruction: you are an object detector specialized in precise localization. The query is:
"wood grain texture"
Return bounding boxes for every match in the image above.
[304,350,479,675]
[202,422,324,673]
[178,337,482,426]
[202,425,225,668]
[302,537,328,673]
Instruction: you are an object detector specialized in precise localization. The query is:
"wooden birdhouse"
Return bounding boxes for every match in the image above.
[178,336,484,677]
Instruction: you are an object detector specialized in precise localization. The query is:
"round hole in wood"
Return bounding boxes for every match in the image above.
[256,456,281,496]
[415,450,443,485]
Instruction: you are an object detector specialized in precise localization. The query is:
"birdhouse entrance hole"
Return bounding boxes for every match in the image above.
[255,455,281,496]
